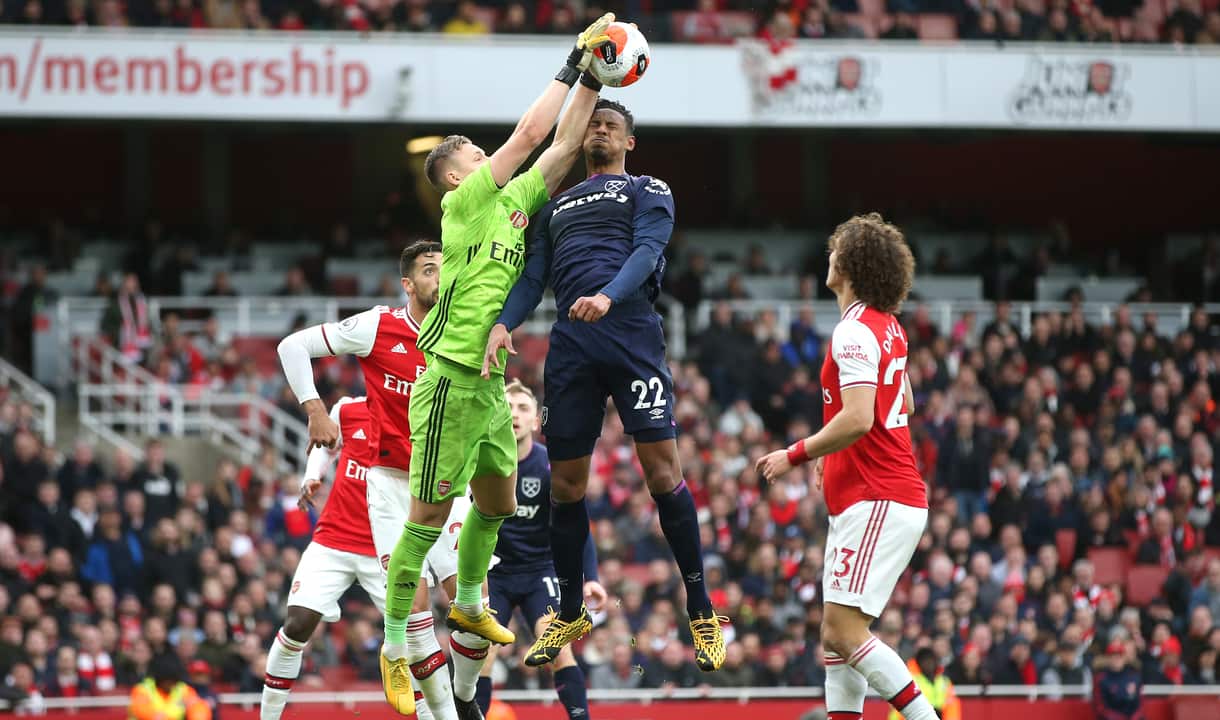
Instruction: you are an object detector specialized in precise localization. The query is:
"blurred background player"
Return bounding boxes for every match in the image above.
[275,241,458,718]
[475,381,607,720]
[757,214,936,720]
[381,15,612,701]
[487,98,726,671]
[888,648,960,720]
[128,654,212,720]
[259,395,385,719]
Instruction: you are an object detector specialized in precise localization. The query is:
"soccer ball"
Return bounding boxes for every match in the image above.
[589,22,651,88]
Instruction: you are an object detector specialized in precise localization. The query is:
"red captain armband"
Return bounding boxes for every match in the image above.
[786,440,811,466]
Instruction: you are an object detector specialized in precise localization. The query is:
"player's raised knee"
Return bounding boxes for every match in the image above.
[282,609,319,644]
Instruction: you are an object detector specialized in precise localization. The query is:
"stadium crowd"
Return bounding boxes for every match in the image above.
[0,0,1217,45]
[3,238,1220,712]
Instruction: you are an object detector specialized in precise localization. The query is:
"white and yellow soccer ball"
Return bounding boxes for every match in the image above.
[589,21,651,88]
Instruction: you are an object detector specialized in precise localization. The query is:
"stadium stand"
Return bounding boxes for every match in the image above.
[2,229,1220,717]
[3,0,1219,45]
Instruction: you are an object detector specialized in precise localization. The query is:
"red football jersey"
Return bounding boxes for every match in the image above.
[312,398,375,556]
[820,300,927,516]
[320,305,427,473]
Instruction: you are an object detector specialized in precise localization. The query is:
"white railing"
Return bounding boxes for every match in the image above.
[73,335,307,473]
[693,299,1216,341]
[30,683,1220,711]
[0,355,56,446]
[55,295,688,367]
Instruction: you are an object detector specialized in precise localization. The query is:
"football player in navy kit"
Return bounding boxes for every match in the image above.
[474,380,605,719]
[484,99,726,671]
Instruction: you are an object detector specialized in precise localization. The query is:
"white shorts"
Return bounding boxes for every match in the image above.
[288,542,386,621]
[365,466,474,590]
[424,494,472,588]
[823,499,927,618]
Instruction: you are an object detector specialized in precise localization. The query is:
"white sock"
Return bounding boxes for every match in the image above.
[261,629,306,720]
[413,689,433,720]
[824,650,867,719]
[455,599,484,617]
[260,688,289,720]
[849,635,938,720]
[407,611,457,720]
[450,630,490,702]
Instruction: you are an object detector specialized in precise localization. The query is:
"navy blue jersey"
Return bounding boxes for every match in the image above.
[492,442,554,573]
[498,173,676,329]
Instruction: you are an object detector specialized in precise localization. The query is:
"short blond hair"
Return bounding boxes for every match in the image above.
[505,379,536,404]
[423,134,471,191]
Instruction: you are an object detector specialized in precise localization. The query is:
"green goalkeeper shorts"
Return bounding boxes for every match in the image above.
[408,355,516,504]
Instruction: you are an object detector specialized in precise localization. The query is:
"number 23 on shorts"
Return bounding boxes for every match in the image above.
[828,547,855,578]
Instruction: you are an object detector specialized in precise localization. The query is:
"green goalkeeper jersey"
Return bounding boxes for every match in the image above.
[416,162,550,375]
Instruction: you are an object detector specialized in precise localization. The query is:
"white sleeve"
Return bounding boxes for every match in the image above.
[302,446,336,489]
[831,319,881,390]
[277,309,379,404]
[300,401,350,490]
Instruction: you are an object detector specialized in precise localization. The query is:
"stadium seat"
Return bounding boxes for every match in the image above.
[917,14,958,41]
[320,665,359,686]
[330,275,360,296]
[231,337,282,376]
[1089,547,1130,587]
[1171,696,1220,720]
[514,335,550,368]
[1125,564,1170,607]
[1036,276,1144,302]
[1055,528,1077,570]
[912,275,982,301]
[1123,530,1142,558]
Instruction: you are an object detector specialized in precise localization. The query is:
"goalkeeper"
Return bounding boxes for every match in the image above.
[378,14,614,720]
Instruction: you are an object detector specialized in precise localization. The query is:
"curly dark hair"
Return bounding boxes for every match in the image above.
[828,213,915,314]
[399,239,442,278]
[594,98,635,134]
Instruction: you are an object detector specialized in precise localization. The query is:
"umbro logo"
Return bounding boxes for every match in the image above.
[353,428,367,440]
[685,572,702,583]
[391,343,409,354]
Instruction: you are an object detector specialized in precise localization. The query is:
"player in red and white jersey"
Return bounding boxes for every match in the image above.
[263,397,379,716]
[270,241,470,720]
[757,214,937,720]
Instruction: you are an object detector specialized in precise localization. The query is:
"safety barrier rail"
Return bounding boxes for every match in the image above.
[73,334,306,472]
[0,355,56,445]
[54,295,688,364]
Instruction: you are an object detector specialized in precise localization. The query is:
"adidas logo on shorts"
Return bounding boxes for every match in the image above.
[391,343,409,354]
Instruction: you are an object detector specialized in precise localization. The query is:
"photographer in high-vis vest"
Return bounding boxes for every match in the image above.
[888,648,961,720]
[128,654,212,720]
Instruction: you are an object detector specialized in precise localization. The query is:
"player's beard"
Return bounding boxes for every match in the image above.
[418,288,440,310]
[587,145,611,166]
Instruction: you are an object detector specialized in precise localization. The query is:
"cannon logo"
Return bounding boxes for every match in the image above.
[1009,57,1132,124]
[742,42,881,119]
